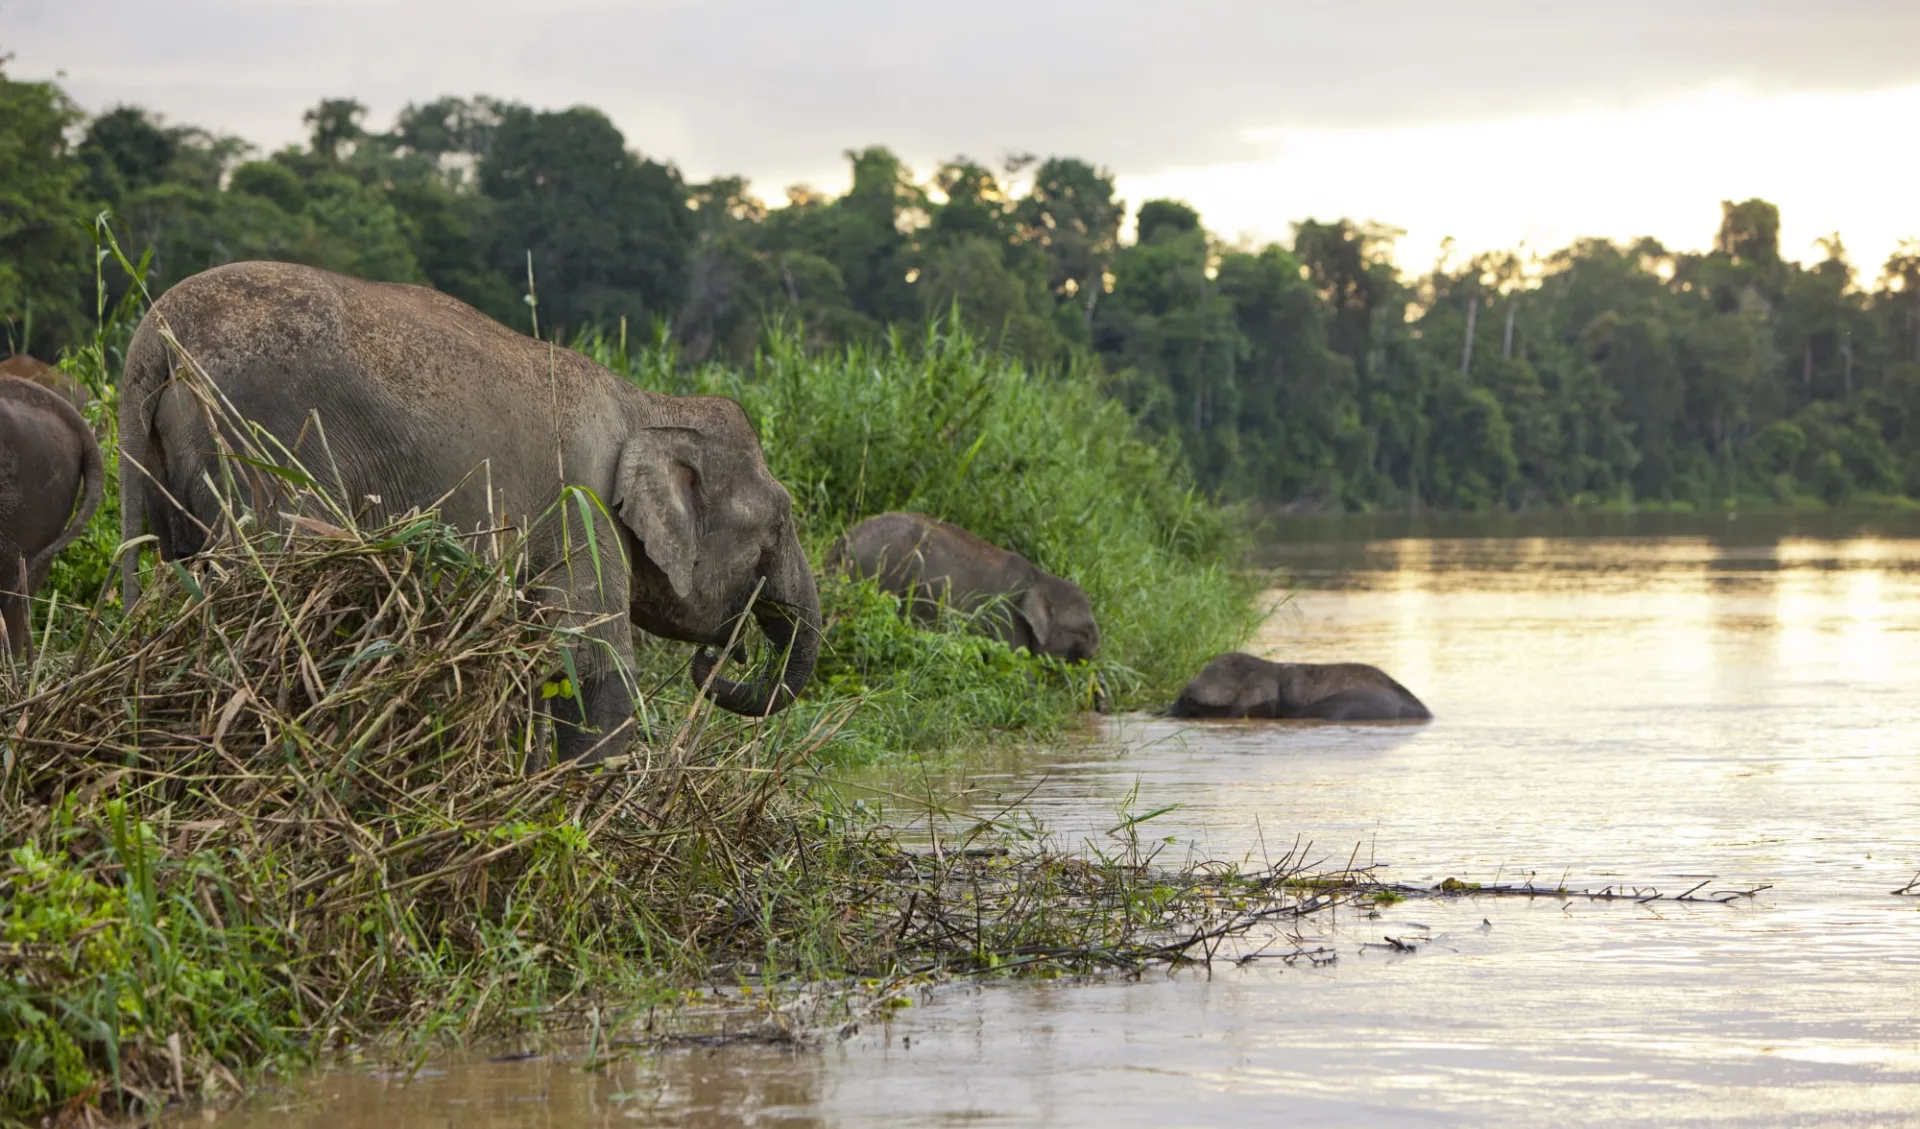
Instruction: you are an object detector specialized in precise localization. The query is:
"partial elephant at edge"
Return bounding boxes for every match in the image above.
[0,375,105,659]
[826,511,1100,663]
[1167,653,1431,722]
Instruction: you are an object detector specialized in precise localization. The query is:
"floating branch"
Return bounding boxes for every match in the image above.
[1355,875,1773,905]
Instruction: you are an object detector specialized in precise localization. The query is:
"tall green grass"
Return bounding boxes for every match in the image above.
[588,321,1258,757]
[41,313,1253,758]
[30,242,140,633]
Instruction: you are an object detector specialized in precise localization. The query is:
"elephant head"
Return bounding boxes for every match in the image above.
[1017,575,1101,663]
[612,397,820,716]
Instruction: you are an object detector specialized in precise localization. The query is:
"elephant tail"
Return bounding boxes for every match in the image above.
[14,379,105,585]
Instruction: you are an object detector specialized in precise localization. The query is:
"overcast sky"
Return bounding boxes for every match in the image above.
[8,1,1919,271]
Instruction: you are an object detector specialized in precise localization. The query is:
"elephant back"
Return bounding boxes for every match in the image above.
[0,354,88,413]
[0,374,104,577]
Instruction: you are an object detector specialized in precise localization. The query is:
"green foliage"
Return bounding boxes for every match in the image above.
[799,576,1104,759]
[0,61,92,354]
[78,106,180,201]
[480,105,694,337]
[2,802,297,1119]
[592,322,1256,746]
[6,67,1918,522]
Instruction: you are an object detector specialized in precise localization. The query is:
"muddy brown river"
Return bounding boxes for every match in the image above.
[189,513,1920,1127]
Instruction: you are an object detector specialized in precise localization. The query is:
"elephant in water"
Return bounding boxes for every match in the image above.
[1167,653,1431,721]
[0,375,105,657]
[827,512,1100,662]
[119,261,820,762]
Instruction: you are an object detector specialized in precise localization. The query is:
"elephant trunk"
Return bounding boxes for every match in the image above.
[690,537,821,717]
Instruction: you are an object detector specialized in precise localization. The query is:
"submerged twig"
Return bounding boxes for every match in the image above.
[1358,875,1772,905]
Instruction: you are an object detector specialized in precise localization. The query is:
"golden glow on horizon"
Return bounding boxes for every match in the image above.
[1115,83,1920,279]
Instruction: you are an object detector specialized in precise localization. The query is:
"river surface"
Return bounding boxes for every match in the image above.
[193,513,1920,1127]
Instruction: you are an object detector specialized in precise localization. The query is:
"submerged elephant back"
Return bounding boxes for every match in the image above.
[1280,662,1432,720]
[133,261,630,532]
[1168,653,1285,718]
[1284,662,1416,703]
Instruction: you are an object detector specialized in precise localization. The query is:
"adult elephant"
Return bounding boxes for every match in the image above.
[119,261,819,761]
[0,376,105,657]
[827,512,1100,662]
[1167,653,1431,721]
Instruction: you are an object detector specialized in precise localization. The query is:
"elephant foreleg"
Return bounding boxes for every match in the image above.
[548,669,639,764]
[0,598,25,659]
[1,554,29,659]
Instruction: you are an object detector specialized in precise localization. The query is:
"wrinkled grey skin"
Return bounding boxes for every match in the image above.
[119,261,820,761]
[0,376,105,658]
[1167,653,1431,721]
[827,511,1100,662]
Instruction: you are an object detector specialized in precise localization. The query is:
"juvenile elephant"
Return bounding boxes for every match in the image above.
[0,376,105,657]
[827,512,1099,662]
[120,261,820,761]
[1167,653,1431,721]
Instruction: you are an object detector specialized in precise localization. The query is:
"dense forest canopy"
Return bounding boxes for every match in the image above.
[4,60,1917,511]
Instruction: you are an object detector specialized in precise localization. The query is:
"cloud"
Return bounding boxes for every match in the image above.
[9,0,1919,191]
[1121,83,1920,277]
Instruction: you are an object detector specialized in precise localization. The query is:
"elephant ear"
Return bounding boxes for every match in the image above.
[613,438,698,601]
[1017,587,1052,654]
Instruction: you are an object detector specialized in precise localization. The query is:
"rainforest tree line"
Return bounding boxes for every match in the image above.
[5,61,1918,510]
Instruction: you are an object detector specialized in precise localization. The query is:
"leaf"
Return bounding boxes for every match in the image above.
[339,639,401,675]
[566,487,608,595]
[167,561,205,602]
[216,454,318,491]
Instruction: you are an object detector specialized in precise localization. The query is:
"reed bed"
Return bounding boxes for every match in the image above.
[0,500,828,1119]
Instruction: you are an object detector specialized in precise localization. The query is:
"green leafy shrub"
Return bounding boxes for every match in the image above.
[588,321,1257,743]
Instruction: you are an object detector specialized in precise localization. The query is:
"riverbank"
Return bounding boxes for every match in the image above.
[0,498,1329,1123]
[2,318,1260,1123]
